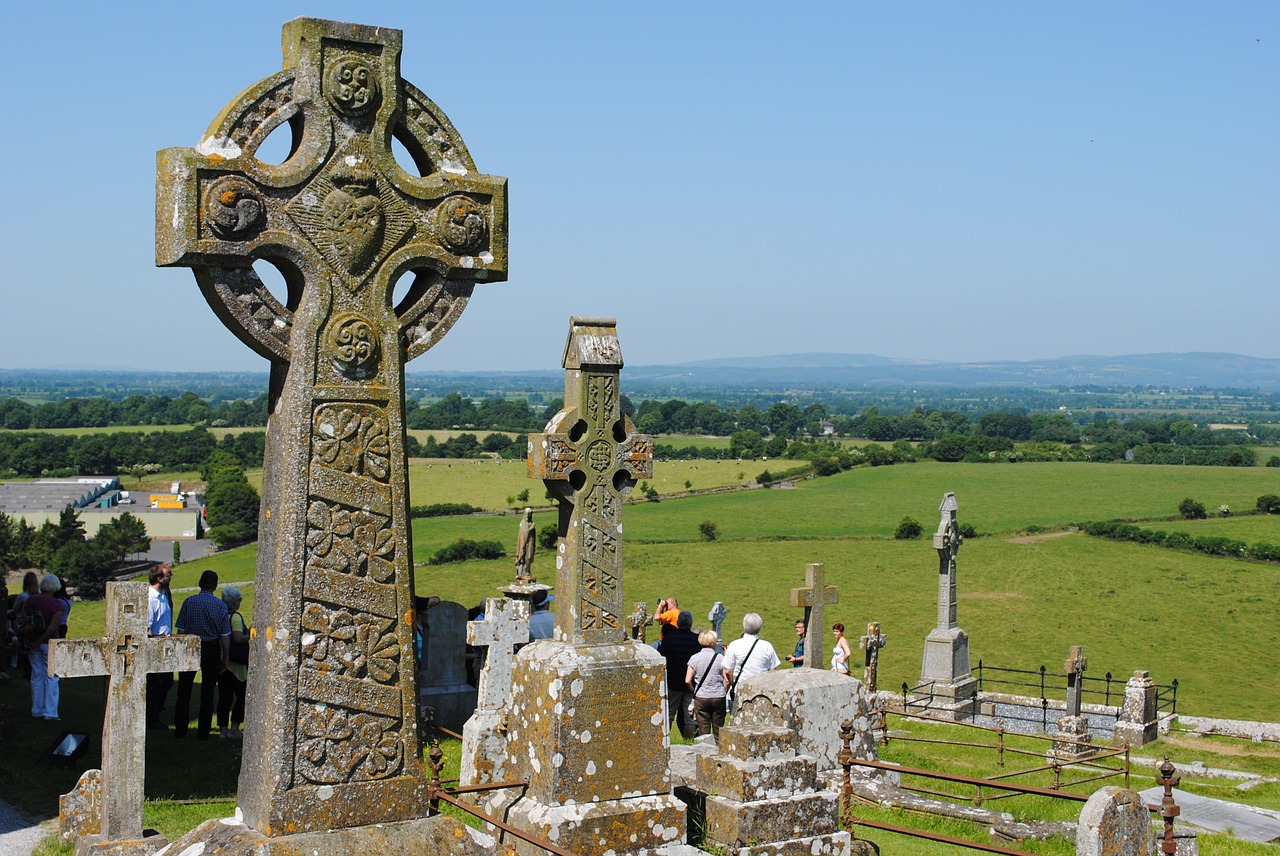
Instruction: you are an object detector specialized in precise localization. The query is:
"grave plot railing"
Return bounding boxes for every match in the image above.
[423,740,577,856]
[1156,678,1179,716]
[875,709,1131,798]
[976,660,1176,716]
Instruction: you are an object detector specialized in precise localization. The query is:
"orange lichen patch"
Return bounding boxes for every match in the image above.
[266,626,275,641]
[207,153,225,163]
[220,189,239,205]
[249,626,258,640]
[403,609,415,625]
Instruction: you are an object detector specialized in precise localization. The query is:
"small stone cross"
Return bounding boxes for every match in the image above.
[932,492,962,632]
[529,318,652,645]
[48,582,200,845]
[1064,644,1088,717]
[790,563,838,670]
[628,602,653,643]
[467,597,529,710]
[708,601,728,640]
[860,621,887,692]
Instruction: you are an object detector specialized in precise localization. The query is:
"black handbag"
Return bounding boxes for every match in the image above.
[228,612,250,665]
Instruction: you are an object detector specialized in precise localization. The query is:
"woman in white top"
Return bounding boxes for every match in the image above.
[830,623,852,675]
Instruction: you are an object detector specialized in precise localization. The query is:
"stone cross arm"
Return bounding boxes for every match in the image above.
[468,597,530,711]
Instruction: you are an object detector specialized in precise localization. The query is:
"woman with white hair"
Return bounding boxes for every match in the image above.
[721,612,780,709]
[216,586,249,739]
[23,574,66,720]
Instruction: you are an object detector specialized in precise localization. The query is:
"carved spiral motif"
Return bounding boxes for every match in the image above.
[327,313,380,378]
[439,195,488,255]
[203,177,265,241]
[326,57,380,116]
[587,440,612,473]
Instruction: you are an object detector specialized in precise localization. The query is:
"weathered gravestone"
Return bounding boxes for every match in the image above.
[460,596,529,792]
[859,621,886,694]
[419,600,478,731]
[1076,786,1154,856]
[916,491,977,719]
[1052,644,1095,760]
[49,581,200,855]
[629,600,654,643]
[790,562,838,671]
[1114,670,1159,748]
[501,317,691,854]
[156,16,507,846]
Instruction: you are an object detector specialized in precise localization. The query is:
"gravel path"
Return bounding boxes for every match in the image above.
[0,799,52,856]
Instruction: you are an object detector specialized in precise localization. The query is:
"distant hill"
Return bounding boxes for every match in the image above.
[626,352,1280,390]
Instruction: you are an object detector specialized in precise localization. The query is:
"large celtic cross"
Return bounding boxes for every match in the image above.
[932,492,962,632]
[529,318,652,646]
[156,18,507,837]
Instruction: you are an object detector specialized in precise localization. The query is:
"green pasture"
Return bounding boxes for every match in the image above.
[1155,513,1280,542]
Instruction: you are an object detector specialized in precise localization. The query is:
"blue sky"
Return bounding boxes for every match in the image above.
[3,2,1276,372]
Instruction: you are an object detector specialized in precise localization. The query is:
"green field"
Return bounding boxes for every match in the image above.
[10,457,1280,855]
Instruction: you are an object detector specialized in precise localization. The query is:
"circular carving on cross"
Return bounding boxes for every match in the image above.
[327,312,381,378]
[203,177,265,241]
[326,57,380,116]
[438,195,488,255]
[587,441,612,473]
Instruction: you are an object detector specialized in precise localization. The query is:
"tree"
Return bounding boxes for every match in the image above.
[1178,498,1207,520]
[95,512,150,565]
[204,457,261,548]
[537,523,559,550]
[1257,495,1280,514]
[698,520,719,542]
[50,539,114,599]
[894,516,923,540]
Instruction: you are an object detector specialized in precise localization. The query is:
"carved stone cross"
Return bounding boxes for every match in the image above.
[1064,644,1088,717]
[708,601,728,639]
[528,317,652,646]
[467,597,529,710]
[860,621,887,692]
[933,492,962,632]
[629,601,653,643]
[790,563,838,670]
[49,582,199,845]
[156,18,507,837]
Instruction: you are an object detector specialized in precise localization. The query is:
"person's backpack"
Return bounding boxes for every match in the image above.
[14,605,46,642]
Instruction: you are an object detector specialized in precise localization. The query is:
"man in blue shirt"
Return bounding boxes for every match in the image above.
[146,564,175,729]
[174,570,230,740]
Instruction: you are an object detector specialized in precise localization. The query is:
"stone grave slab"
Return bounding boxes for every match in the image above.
[1076,786,1153,856]
[1137,787,1280,844]
[420,600,477,731]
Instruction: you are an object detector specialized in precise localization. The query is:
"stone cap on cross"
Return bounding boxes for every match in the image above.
[933,492,960,554]
[1064,645,1087,676]
[48,582,200,844]
[467,597,529,711]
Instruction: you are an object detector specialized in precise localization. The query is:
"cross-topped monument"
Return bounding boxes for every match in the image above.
[708,601,728,640]
[917,492,976,719]
[504,318,686,853]
[790,562,838,670]
[1052,643,1095,760]
[49,582,200,851]
[860,621,887,692]
[156,18,507,838]
[528,317,653,645]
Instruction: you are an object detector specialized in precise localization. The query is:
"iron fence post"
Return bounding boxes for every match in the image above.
[1104,671,1113,706]
[1157,756,1181,855]
[977,658,983,692]
[1039,664,1046,702]
[1171,678,1178,715]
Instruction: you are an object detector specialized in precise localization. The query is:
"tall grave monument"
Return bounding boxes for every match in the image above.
[155,17,507,842]
[916,492,976,719]
[502,317,689,853]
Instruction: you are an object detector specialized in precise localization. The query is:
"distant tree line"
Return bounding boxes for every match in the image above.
[0,428,266,478]
[0,393,269,429]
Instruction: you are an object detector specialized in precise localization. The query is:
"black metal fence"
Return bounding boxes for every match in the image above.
[975,660,1177,716]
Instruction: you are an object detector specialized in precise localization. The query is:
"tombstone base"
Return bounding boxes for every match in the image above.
[419,683,478,733]
[60,769,102,844]
[1050,715,1094,760]
[160,812,499,855]
[72,833,168,856]
[1112,720,1157,748]
[459,709,513,796]
[503,793,688,855]
[909,674,977,722]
